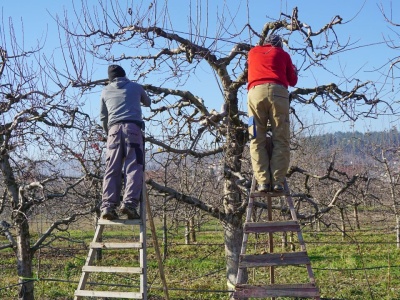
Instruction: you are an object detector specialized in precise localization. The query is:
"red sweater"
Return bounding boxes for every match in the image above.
[247,45,298,90]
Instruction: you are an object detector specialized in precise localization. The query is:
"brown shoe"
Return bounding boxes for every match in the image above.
[120,204,140,220]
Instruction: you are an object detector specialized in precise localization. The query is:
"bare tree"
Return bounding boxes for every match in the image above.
[379,2,400,92]
[0,17,103,300]
[378,3,400,248]
[365,144,400,248]
[57,0,393,292]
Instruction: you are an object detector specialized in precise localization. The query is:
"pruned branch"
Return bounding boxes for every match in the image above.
[0,220,15,249]
[146,178,226,220]
[146,136,223,158]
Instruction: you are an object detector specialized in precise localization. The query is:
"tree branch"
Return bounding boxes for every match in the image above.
[145,178,226,220]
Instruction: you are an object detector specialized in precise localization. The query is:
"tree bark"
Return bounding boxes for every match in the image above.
[340,207,346,241]
[223,222,246,292]
[396,217,400,249]
[281,232,288,250]
[185,220,190,245]
[16,218,34,300]
[221,87,247,292]
[353,204,361,230]
[189,216,196,243]
[1,151,35,300]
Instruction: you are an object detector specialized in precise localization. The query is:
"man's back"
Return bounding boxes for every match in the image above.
[100,77,151,131]
[247,44,297,90]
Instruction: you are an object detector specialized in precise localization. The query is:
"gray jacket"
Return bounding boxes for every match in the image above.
[100,77,151,133]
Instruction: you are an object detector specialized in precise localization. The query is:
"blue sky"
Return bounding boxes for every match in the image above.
[2,0,400,133]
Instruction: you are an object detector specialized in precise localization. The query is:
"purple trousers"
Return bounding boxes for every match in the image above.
[101,123,144,210]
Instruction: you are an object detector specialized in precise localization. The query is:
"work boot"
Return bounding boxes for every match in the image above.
[273,183,284,193]
[120,204,140,220]
[100,208,118,220]
[257,183,270,193]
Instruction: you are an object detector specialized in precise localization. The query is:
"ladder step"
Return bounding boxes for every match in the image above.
[244,220,300,233]
[250,191,285,197]
[234,283,319,298]
[90,242,142,249]
[98,219,142,225]
[239,251,310,268]
[82,266,143,274]
[74,290,142,299]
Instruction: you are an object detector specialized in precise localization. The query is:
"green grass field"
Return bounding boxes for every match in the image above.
[1,218,400,300]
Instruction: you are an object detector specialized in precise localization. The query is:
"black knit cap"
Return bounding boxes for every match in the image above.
[108,65,126,81]
[264,35,283,48]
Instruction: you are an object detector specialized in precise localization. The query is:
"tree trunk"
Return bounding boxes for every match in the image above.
[223,222,246,292]
[289,231,295,251]
[196,215,201,232]
[281,232,288,250]
[340,207,346,241]
[221,90,247,295]
[16,217,34,300]
[396,217,400,249]
[189,216,196,242]
[1,151,35,299]
[185,220,190,245]
[223,177,246,294]
[353,204,361,230]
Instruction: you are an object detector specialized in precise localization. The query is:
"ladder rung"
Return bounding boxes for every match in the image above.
[98,219,142,225]
[250,191,285,197]
[74,290,142,299]
[234,283,319,298]
[90,242,142,249]
[244,221,299,233]
[82,266,142,274]
[239,251,310,268]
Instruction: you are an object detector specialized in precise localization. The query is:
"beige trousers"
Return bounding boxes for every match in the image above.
[247,83,290,185]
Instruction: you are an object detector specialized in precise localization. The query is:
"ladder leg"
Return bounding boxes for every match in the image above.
[267,194,275,299]
[284,180,320,300]
[146,186,170,300]
[74,225,105,300]
[236,176,256,285]
[140,182,147,300]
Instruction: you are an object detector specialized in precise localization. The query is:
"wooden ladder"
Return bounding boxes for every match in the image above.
[234,176,320,299]
[74,184,147,299]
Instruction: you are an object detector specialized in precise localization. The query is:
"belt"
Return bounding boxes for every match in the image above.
[252,82,287,90]
[114,120,145,130]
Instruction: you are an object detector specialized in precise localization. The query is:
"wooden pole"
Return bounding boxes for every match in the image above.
[266,132,275,300]
[267,195,274,287]
[146,189,170,300]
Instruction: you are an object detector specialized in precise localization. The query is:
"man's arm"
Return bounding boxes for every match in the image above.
[286,56,298,87]
[140,87,151,107]
[100,96,109,133]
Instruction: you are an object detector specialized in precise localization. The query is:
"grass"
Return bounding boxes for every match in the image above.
[1,218,400,299]
[303,229,400,300]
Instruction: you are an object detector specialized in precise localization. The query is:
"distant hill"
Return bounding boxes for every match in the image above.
[304,128,400,156]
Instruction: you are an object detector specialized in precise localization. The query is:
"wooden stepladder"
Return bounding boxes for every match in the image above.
[74,183,148,300]
[234,178,320,299]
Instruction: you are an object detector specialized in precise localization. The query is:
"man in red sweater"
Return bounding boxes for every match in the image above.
[247,35,298,192]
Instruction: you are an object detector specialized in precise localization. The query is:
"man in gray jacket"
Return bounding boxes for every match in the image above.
[100,65,151,220]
